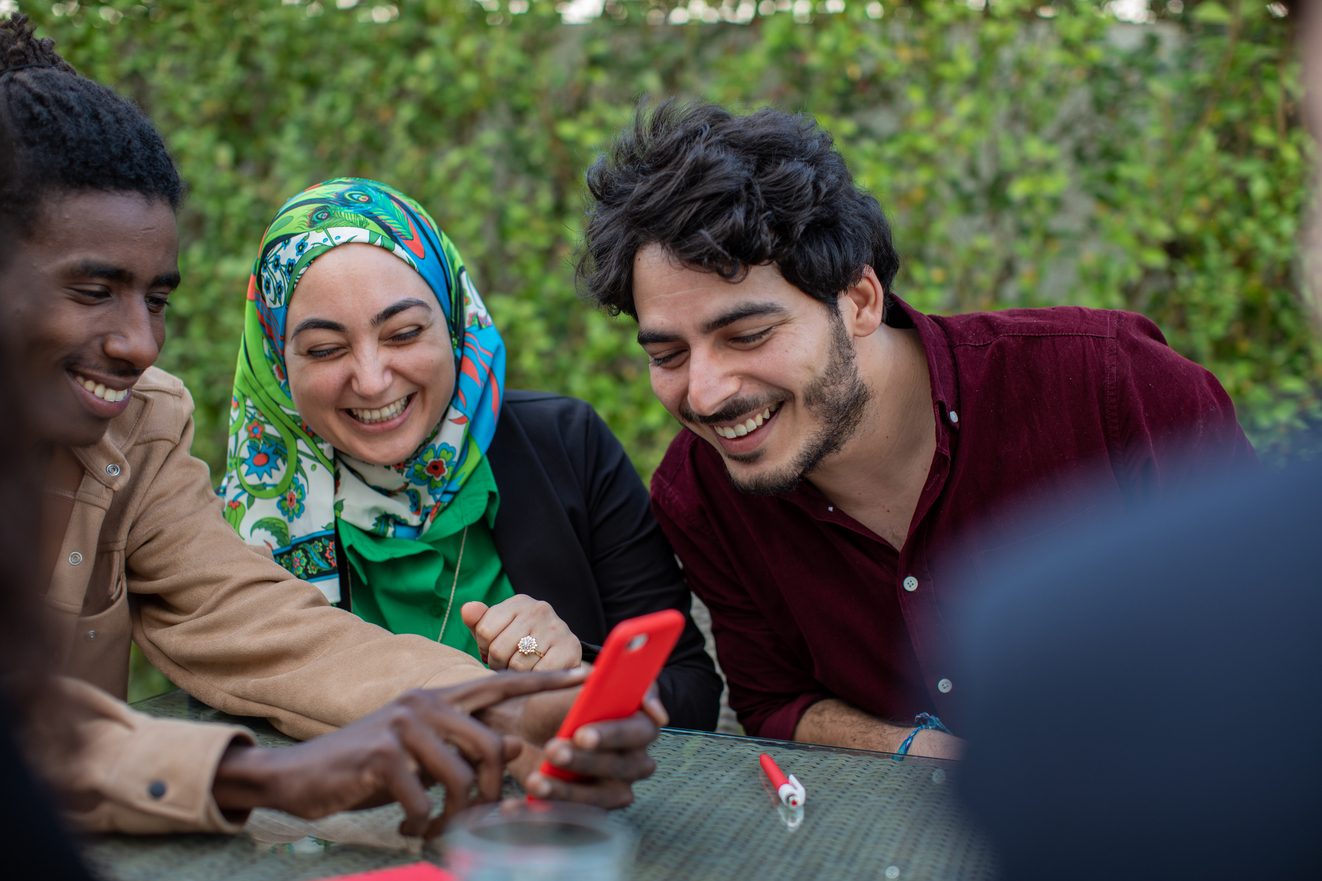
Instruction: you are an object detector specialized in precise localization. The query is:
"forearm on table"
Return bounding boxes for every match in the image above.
[792,698,964,759]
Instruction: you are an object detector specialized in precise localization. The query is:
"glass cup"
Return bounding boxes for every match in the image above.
[443,800,635,881]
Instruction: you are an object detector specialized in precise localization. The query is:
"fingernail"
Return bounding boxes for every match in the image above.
[575,727,600,750]
[548,742,572,765]
[530,777,552,797]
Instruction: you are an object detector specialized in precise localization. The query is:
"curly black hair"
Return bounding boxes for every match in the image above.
[576,99,900,320]
[0,13,182,238]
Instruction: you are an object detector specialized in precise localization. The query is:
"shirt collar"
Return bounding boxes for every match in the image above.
[69,389,153,493]
[884,294,961,450]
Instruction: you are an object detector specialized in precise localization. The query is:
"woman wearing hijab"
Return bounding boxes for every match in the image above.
[219,178,720,730]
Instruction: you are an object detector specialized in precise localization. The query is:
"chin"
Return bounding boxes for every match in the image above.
[39,414,111,450]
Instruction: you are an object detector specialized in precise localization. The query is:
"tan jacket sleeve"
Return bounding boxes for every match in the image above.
[41,678,254,834]
[127,388,491,742]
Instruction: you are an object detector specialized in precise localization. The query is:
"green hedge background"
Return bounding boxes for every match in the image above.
[18,0,1315,698]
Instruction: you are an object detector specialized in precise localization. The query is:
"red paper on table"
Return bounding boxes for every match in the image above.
[310,863,455,881]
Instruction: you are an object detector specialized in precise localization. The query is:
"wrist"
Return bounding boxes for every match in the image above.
[211,741,276,813]
[893,713,960,761]
[908,728,965,761]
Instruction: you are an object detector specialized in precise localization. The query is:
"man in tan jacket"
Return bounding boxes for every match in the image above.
[0,15,660,838]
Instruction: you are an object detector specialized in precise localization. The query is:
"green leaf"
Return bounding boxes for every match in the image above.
[253,517,292,549]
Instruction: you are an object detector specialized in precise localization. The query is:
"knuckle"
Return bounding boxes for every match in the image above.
[395,689,430,711]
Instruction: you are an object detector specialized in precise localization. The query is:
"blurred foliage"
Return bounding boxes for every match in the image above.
[22,0,1316,483]
[20,0,1312,700]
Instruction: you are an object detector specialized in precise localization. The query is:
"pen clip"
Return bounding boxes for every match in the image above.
[778,774,806,808]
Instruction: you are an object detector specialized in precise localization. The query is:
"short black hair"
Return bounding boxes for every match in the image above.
[0,13,182,238]
[576,99,900,319]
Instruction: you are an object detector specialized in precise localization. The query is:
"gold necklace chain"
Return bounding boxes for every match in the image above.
[436,524,469,645]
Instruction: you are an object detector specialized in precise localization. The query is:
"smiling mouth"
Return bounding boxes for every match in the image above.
[712,402,781,439]
[347,394,413,425]
[73,372,131,403]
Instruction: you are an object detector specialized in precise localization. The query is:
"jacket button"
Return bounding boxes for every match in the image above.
[68,552,83,566]
[903,576,918,592]
[937,678,953,694]
[948,410,959,424]
[84,630,97,642]
[148,780,167,799]
[105,463,121,476]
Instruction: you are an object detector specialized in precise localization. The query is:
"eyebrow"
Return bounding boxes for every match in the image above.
[65,262,181,291]
[289,317,347,339]
[636,302,788,346]
[289,298,432,340]
[371,298,431,328]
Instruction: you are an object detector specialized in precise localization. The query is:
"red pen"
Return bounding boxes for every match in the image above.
[759,753,806,808]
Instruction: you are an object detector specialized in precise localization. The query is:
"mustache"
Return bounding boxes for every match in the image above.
[65,361,144,382]
[678,394,781,426]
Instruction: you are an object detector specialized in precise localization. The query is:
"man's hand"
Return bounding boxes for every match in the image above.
[211,669,586,839]
[477,682,667,809]
[461,596,582,672]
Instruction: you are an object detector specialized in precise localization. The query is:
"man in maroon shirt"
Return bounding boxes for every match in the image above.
[575,101,1258,760]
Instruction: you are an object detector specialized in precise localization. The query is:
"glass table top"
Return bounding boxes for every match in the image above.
[81,690,998,881]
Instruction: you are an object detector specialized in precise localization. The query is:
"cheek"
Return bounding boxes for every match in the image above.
[648,366,685,410]
[286,362,341,424]
[407,341,456,400]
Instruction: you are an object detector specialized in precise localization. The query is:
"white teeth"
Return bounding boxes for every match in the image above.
[75,374,129,402]
[714,403,780,440]
[351,396,409,424]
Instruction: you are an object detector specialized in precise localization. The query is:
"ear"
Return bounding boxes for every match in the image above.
[837,265,886,338]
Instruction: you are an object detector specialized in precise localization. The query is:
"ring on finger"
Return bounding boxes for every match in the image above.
[517,635,545,659]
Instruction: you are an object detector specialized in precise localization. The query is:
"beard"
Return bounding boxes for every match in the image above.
[680,310,872,497]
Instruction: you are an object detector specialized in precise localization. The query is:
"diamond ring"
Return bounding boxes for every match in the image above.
[517,635,544,658]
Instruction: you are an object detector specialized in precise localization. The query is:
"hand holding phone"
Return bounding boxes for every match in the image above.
[537,609,684,783]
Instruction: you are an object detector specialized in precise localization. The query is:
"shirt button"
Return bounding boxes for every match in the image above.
[105,463,121,476]
[148,780,167,799]
[948,410,959,424]
[937,678,953,694]
[68,552,83,566]
[903,576,918,592]
[84,630,97,642]
[827,506,834,512]
[428,603,445,617]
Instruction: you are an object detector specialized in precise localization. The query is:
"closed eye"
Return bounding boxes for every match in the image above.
[730,328,773,345]
[305,345,344,359]
[648,348,685,367]
[388,327,422,344]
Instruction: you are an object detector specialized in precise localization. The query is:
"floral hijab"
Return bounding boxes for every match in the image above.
[218,178,506,591]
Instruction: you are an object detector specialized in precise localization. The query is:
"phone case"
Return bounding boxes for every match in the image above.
[538,609,685,783]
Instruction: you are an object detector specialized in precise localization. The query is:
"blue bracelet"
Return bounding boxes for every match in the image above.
[892,713,951,761]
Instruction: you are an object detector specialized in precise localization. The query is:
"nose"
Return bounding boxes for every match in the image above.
[350,346,393,400]
[684,345,741,418]
[102,301,161,371]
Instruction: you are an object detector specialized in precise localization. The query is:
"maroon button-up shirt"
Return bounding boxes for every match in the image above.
[651,297,1258,740]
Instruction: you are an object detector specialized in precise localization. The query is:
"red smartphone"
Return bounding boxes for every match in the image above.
[538,609,684,783]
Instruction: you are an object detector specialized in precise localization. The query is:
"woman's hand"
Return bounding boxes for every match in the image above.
[211,669,587,839]
[462,595,582,672]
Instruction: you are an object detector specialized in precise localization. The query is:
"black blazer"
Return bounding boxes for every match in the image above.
[337,391,722,731]
[486,391,721,731]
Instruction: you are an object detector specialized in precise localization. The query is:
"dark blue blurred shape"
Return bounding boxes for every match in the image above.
[959,458,1322,880]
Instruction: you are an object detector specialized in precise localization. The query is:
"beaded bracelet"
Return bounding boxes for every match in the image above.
[892,712,951,761]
